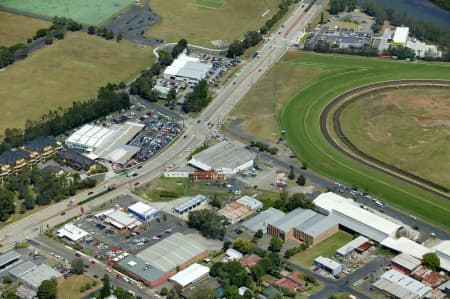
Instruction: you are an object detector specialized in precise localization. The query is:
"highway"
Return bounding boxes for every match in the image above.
[0,0,327,251]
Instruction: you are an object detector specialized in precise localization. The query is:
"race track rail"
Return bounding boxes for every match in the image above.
[320,79,450,200]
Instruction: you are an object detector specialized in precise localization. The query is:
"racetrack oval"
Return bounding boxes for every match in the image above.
[320,79,450,200]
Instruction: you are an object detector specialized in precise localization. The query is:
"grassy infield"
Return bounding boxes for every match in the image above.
[274,52,450,229]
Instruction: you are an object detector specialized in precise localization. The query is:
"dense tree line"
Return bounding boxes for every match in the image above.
[0,83,129,154]
[0,167,96,221]
[187,209,225,239]
[260,0,301,34]
[226,31,262,58]
[383,45,416,60]
[183,80,210,113]
[429,0,450,11]
[171,38,188,58]
[304,40,379,57]
[328,0,357,14]
[273,192,315,212]
[0,43,28,68]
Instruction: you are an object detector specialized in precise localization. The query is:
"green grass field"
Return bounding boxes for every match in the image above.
[57,275,100,299]
[0,32,153,134]
[0,0,134,25]
[290,231,352,267]
[339,86,450,190]
[196,0,224,9]
[0,11,50,46]
[279,51,450,230]
[145,0,280,47]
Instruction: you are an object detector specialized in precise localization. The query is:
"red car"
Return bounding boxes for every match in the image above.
[134,182,140,186]
[116,274,122,279]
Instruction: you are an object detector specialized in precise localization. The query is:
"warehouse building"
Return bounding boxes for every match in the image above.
[390,253,421,274]
[173,195,208,216]
[237,196,263,211]
[9,261,37,278]
[189,141,255,175]
[218,201,253,224]
[127,202,159,222]
[336,236,369,258]
[65,122,144,167]
[170,263,209,288]
[0,251,21,270]
[116,255,173,287]
[57,223,90,242]
[267,208,316,241]
[373,269,432,299]
[381,237,432,260]
[313,256,342,276]
[136,233,208,273]
[163,53,212,83]
[19,264,62,290]
[391,26,409,46]
[242,208,285,233]
[314,192,403,242]
[106,210,141,230]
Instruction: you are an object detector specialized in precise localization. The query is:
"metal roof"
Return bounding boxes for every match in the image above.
[107,210,141,228]
[391,253,422,271]
[314,256,341,270]
[242,208,285,233]
[9,261,37,278]
[117,255,167,282]
[270,208,317,233]
[433,240,450,272]
[374,269,432,299]
[393,26,409,44]
[189,141,255,172]
[237,196,262,210]
[164,54,212,81]
[128,202,158,217]
[173,195,207,214]
[170,263,209,287]
[296,213,339,237]
[314,192,402,242]
[0,250,21,267]
[336,236,369,256]
[381,237,432,259]
[56,223,90,242]
[136,233,207,272]
[19,264,62,289]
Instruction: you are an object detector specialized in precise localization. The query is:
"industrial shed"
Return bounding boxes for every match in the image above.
[237,196,262,211]
[9,261,37,278]
[381,237,432,260]
[170,263,209,288]
[0,251,21,270]
[116,255,173,287]
[128,202,158,222]
[19,264,62,290]
[136,233,208,273]
[391,253,422,274]
[242,208,285,233]
[56,223,90,242]
[336,236,369,258]
[433,240,450,272]
[313,256,342,276]
[188,141,255,174]
[163,53,212,83]
[314,192,402,242]
[373,269,432,299]
[106,210,141,230]
[173,195,207,216]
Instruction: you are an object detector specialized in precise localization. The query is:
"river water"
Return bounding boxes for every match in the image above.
[365,0,450,28]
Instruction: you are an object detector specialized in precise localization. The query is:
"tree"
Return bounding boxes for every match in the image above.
[210,195,222,208]
[0,188,15,221]
[44,33,53,45]
[269,237,283,253]
[37,278,57,299]
[187,209,225,239]
[88,26,96,34]
[116,32,123,42]
[160,288,169,296]
[71,258,84,274]
[223,285,240,299]
[288,165,295,180]
[320,12,324,24]
[226,40,245,58]
[422,252,440,271]
[100,274,111,298]
[171,38,188,58]
[223,240,232,250]
[233,238,252,254]
[296,174,306,186]
[255,229,263,239]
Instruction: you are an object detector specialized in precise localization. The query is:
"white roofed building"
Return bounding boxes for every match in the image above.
[106,210,141,230]
[314,256,342,276]
[224,248,243,262]
[392,27,409,46]
[163,53,212,83]
[237,196,262,211]
[391,253,421,274]
[57,223,90,242]
[189,141,255,175]
[128,202,158,222]
[336,236,369,258]
[381,237,432,260]
[433,240,450,272]
[170,263,209,288]
[314,192,402,242]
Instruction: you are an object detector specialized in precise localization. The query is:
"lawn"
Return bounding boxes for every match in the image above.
[57,275,100,299]
[290,231,352,267]
[0,0,134,25]
[279,51,450,229]
[145,0,280,47]
[0,32,153,134]
[339,86,450,190]
[0,11,50,46]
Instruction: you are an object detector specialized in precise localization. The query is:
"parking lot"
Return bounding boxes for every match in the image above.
[71,195,192,261]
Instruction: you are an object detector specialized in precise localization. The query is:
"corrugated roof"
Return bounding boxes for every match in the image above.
[381,237,432,259]
[374,269,432,299]
[391,253,421,271]
[9,261,37,277]
[314,256,341,270]
[117,255,167,282]
[128,202,157,217]
[237,196,262,210]
[242,208,285,233]
[0,250,21,267]
[19,264,62,289]
[297,213,339,237]
[173,195,207,214]
[170,263,209,287]
[136,233,207,272]
[270,208,317,233]
[336,236,369,256]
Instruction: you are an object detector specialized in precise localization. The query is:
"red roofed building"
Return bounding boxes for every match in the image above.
[272,271,306,292]
[240,254,261,268]
[193,170,225,181]
[411,266,448,287]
